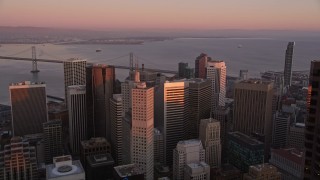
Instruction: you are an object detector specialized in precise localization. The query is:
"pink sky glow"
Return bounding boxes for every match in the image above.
[0,0,319,31]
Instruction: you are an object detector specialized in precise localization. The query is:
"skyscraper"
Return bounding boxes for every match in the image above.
[67,85,87,154]
[195,53,209,79]
[0,137,38,180]
[9,81,48,136]
[163,81,189,166]
[304,60,320,179]
[43,120,63,164]
[283,42,295,87]
[178,62,188,78]
[86,64,115,139]
[63,58,86,105]
[199,118,221,168]
[233,79,273,157]
[188,79,211,139]
[172,139,207,180]
[206,60,227,108]
[272,112,290,148]
[110,94,124,165]
[131,82,154,180]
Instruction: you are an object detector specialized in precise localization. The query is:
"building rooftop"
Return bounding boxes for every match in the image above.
[177,139,202,146]
[271,148,304,164]
[238,79,272,85]
[294,123,305,128]
[228,131,264,147]
[47,101,67,113]
[65,58,86,62]
[86,153,114,167]
[81,137,110,149]
[250,163,278,172]
[46,156,85,179]
[114,164,144,177]
[9,81,45,87]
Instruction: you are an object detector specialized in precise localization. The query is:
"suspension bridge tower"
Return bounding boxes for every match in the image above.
[31,46,39,73]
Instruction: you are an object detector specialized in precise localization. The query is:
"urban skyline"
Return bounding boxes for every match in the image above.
[0,1,319,179]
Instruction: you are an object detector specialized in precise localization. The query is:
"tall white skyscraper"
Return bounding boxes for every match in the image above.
[163,81,189,166]
[206,61,226,108]
[67,85,87,154]
[199,118,221,168]
[63,58,86,105]
[131,82,154,180]
[173,139,208,180]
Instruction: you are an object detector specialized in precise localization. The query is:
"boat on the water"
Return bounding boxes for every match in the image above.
[96,49,102,52]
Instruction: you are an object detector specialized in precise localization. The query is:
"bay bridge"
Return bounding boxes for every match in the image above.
[0,46,178,74]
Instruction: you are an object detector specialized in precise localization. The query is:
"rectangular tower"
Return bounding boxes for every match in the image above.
[188,79,211,139]
[172,139,206,180]
[163,81,189,166]
[67,85,87,154]
[233,79,273,157]
[283,42,295,87]
[206,60,227,108]
[9,81,48,136]
[110,94,124,165]
[63,58,86,106]
[131,82,154,180]
[195,53,209,78]
[304,60,320,179]
[43,119,63,164]
[86,64,115,139]
[199,118,221,168]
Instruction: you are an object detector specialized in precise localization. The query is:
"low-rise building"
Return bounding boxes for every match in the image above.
[269,148,304,180]
[243,163,281,180]
[46,155,85,180]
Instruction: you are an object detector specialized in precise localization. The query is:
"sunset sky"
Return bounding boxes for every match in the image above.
[0,0,319,31]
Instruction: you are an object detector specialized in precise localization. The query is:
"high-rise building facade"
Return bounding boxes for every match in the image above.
[63,58,86,105]
[178,62,188,78]
[86,64,115,139]
[195,53,209,79]
[43,120,63,164]
[272,112,290,148]
[110,94,124,165]
[199,118,221,168]
[0,137,38,180]
[172,139,206,180]
[188,79,211,139]
[67,85,87,154]
[304,60,320,179]
[228,132,264,172]
[131,82,154,180]
[206,60,227,108]
[233,80,273,156]
[287,123,305,149]
[163,81,189,166]
[9,81,48,136]
[283,42,295,87]
[154,128,165,165]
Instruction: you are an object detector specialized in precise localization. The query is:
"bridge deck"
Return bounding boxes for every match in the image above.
[0,56,178,74]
